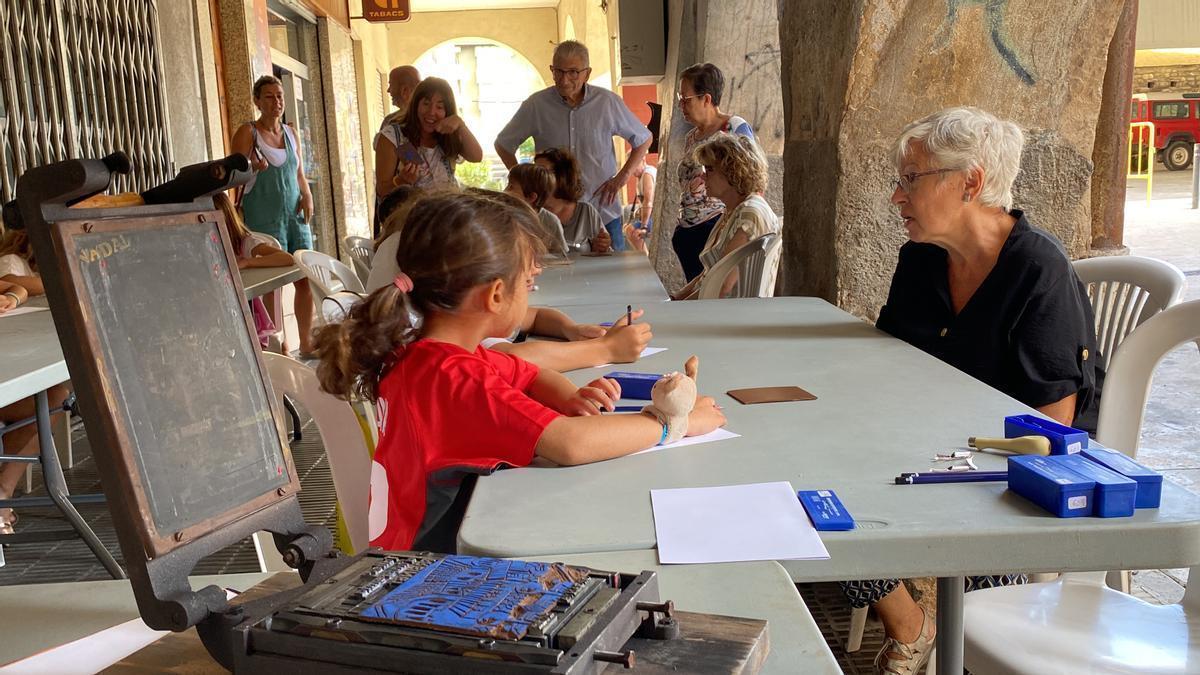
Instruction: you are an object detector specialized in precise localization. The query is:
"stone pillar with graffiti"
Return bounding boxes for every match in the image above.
[647,0,785,293]
[779,0,1126,317]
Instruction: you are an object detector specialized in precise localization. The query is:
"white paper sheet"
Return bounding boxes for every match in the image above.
[0,306,48,319]
[633,427,740,455]
[591,346,668,369]
[651,481,831,564]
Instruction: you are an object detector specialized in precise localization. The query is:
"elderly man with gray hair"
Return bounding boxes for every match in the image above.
[841,105,1103,675]
[495,40,652,251]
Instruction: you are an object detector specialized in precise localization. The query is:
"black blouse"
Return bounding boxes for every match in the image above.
[876,210,1102,432]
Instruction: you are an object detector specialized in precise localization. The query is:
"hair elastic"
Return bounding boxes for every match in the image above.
[393,272,414,292]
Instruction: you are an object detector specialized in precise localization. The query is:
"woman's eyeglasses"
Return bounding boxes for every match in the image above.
[892,168,953,193]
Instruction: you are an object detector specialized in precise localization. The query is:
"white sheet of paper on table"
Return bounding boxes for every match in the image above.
[633,427,740,455]
[0,306,49,319]
[651,481,831,564]
[592,346,667,369]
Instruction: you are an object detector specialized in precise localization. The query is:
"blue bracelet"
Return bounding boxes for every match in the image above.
[657,420,669,445]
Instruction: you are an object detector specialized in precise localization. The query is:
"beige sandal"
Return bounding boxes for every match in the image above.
[874,607,935,675]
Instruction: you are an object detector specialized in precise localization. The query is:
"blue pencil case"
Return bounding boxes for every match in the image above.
[1081,447,1163,508]
[1004,414,1089,455]
[605,371,662,400]
[1056,454,1137,518]
[1007,455,1094,517]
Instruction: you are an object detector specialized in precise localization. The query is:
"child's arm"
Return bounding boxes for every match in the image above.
[1,273,43,296]
[238,242,296,269]
[490,322,651,372]
[526,368,621,415]
[535,397,725,466]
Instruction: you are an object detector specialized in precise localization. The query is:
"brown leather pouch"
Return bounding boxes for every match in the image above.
[726,386,817,404]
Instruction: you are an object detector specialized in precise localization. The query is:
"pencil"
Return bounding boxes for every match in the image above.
[627,304,632,326]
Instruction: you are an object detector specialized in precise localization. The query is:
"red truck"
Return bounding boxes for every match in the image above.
[1131,92,1200,171]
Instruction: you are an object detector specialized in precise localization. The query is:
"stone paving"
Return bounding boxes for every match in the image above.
[1122,165,1200,604]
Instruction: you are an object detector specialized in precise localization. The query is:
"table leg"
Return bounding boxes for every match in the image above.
[936,576,964,675]
[35,391,125,580]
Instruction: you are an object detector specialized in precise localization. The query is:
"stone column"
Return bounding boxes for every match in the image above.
[214,0,272,127]
[1090,0,1138,255]
[316,18,371,249]
[648,0,785,294]
[779,0,1125,318]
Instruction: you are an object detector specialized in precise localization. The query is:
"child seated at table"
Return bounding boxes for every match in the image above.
[0,228,43,297]
[534,148,611,254]
[313,191,725,552]
[504,163,569,257]
[214,193,294,347]
[367,189,651,372]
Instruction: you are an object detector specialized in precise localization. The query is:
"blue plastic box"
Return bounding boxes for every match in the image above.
[1056,454,1137,517]
[1004,414,1089,455]
[1007,455,1095,517]
[1081,447,1163,509]
[605,372,662,400]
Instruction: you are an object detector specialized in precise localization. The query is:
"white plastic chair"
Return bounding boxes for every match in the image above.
[252,353,373,571]
[1074,255,1186,371]
[696,233,782,300]
[344,235,375,287]
[963,300,1200,675]
[293,249,365,324]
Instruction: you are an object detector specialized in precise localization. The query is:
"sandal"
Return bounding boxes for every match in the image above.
[874,607,935,675]
[0,504,17,536]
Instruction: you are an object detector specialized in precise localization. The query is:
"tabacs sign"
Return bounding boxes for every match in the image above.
[363,0,410,22]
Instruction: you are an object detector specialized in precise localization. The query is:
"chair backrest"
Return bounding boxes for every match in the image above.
[1073,256,1186,371]
[1096,299,1200,461]
[697,233,781,300]
[262,353,372,553]
[344,235,375,287]
[294,249,366,324]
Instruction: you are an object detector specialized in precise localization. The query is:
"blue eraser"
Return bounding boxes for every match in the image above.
[1007,455,1095,517]
[606,371,662,400]
[1004,414,1089,455]
[599,321,615,327]
[1081,447,1162,508]
[797,490,855,531]
[1056,454,1136,518]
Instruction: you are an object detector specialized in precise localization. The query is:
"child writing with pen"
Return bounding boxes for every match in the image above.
[314,191,726,552]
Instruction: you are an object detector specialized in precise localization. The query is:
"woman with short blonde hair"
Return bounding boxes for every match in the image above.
[672,133,777,300]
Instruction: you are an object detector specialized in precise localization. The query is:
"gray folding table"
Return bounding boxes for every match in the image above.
[459,297,1200,675]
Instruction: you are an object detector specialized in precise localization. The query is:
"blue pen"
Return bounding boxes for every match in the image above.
[613,405,642,412]
[894,471,1008,485]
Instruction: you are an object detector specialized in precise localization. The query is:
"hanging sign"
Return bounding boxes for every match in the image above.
[363,0,410,22]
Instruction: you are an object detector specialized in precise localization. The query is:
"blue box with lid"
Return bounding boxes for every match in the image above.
[1056,454,1137,517]
[605,372,662,400]
[1007,455,1094,518]
[1004,414,1089,455]
[1081,446,1163,508]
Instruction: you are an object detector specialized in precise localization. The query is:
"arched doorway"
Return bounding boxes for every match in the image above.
[414,38,544,188]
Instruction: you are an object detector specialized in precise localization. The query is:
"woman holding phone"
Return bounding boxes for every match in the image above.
[375,77,483,199]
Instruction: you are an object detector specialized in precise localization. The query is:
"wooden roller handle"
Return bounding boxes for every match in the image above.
[968,435,1051,456]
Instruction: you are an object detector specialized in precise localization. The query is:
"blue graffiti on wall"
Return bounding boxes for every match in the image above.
[945,0,1036,85]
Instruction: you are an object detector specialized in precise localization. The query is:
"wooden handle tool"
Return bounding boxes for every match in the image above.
[968,435,1051,456]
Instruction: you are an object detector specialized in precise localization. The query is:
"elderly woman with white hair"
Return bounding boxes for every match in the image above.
[842,106,1102,675]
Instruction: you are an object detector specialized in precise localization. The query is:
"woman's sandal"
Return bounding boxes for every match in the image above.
[0,505,18,536]
[873,606,935,675]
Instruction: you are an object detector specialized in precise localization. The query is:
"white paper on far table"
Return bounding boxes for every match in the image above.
[591,346,667,369]
[651,481,830,564]
[0,306,48,318]
[633,427,740,455]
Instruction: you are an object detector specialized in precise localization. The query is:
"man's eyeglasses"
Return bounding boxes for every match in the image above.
[892,168,953,193]
[678,93,703,104]
[550,66,589,79]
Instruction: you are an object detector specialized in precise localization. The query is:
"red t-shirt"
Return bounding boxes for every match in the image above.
[367,339,560,551]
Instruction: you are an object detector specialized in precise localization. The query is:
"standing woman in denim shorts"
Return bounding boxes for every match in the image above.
[232,75,315,355]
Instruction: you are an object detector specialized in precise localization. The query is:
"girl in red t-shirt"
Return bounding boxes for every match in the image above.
[314,191,725,552]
